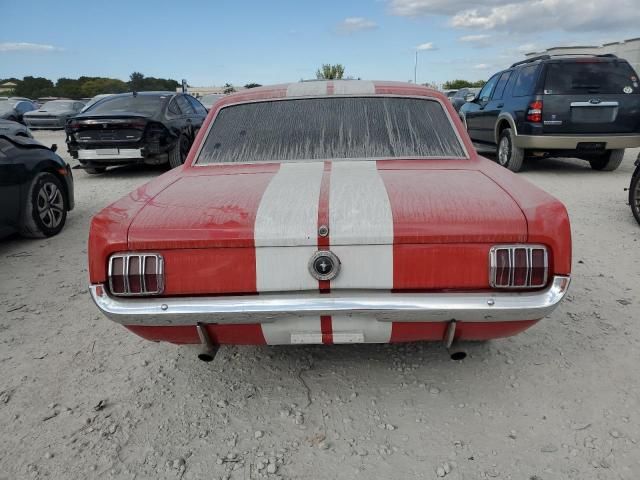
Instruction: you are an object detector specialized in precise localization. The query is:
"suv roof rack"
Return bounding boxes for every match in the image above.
[510,53,618,68]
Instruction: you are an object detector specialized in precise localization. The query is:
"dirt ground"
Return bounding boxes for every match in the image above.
[1,130,639,480]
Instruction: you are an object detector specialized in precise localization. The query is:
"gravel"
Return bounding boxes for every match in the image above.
[1,130,639,479]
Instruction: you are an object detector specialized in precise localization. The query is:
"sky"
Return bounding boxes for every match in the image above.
[1,0,639,87]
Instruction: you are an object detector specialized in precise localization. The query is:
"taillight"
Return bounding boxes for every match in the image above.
[489,245,548,289]
[526,100,543,123]
[108,253,164,296]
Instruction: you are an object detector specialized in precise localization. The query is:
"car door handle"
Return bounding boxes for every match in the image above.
[496,103,504,108]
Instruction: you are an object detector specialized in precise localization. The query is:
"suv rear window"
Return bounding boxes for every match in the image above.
[196,97,466,164]
[544,61,639,95]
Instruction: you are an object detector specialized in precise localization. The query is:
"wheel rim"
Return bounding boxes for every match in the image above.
[634,177,640,216]
[498,137,510,166]
[36,182,64,229]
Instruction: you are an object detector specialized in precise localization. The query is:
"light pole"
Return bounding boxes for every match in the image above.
[414,50,418,84]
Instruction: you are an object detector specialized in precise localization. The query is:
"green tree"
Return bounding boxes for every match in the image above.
[223,83,236,94]
[129,72,145,91]
[316,64,345,80]
[13,76,55,99]
[80,78,128,97]
[244,83,262,89]
[443,79,486,90]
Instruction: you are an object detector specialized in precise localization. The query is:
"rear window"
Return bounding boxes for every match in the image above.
[86,95,168,115]
[196,97,466,164]
[544,61,639,95]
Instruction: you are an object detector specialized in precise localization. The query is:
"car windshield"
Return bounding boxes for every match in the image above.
[41,101,74,111]
[544,61,639,95]
[85,95,167,115]
[196,97,466,164]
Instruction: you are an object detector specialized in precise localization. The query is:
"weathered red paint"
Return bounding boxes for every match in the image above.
[125,320,538,345]
[390,320,538,343]
[88,81,572,345]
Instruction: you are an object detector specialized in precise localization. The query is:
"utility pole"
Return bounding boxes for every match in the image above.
[414,50,418,84]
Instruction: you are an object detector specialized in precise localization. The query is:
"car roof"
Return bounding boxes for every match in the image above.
[218,80,445,106]
[108,91,175,98]
[510,54,624,69]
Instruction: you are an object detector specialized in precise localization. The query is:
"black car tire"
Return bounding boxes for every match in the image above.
[168,134,190,169]
[630,170,640,226]
[20,172,67,238]
[497,128,524,172]
[589,149,625,171]
[85,167,106,174]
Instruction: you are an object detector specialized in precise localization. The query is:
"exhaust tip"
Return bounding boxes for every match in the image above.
[198,352,215,362]
[449,350,467,361]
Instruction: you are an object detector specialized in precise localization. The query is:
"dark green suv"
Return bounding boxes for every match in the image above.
[460,54,640,172]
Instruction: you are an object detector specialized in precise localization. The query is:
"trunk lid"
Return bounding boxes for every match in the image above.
[68,114,149,144]
[127,166,527,249]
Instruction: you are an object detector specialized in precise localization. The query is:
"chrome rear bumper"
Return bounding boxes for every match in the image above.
[90,276,570,326]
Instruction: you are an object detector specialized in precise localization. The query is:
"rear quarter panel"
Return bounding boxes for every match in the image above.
[88,167,183,283]
[479,158,572,275]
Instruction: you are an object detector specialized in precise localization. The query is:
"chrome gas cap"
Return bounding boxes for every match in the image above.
[308,250,341,281]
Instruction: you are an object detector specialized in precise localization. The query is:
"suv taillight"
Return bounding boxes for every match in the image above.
[526,100,543,123]
[489,245,548,289]
[109,253,164,296]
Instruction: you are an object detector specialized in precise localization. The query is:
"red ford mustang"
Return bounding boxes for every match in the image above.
[89,81,571,357]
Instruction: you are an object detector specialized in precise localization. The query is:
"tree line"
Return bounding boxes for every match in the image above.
[1,64,486,99]
[1,72,179,99]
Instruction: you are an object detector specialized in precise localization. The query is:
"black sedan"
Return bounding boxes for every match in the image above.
[65,91,207,174]
[0,119,32,137]
[0,135,74,239]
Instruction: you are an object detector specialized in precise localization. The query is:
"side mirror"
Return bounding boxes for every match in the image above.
[50,144,57,152]
[465,93,476,102]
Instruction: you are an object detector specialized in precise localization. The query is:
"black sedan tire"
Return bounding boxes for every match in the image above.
[630,171,640,226]
[589,149,625,171]
[20,172,67,238]
[169,134,190,168]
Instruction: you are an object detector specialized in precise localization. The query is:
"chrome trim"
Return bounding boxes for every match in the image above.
[90,275,570,326]
[570,101,619,107]
[108,253,164,296]
[308,250,341,281]
[489,245,548,289]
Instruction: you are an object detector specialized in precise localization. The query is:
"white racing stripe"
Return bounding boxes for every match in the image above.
[255,162,324,344]
[329,161,395,342]
[286,82,328,97]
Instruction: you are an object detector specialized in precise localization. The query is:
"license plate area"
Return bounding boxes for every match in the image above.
[570,105,617,124]
[97,148,119,155]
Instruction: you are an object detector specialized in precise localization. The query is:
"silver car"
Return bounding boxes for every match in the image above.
[23,100,85,129]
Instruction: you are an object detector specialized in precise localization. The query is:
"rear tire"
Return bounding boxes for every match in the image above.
[630,170,640,226]
[497,128,524,172]
[168,134,190,168]
[19,172,67,238]
[589,149,625,171]
[85,167,106,174]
